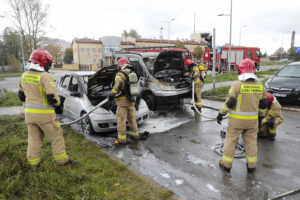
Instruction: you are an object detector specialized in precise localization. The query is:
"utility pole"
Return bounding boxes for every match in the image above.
[160,27,163,39]
[212,28,216,90]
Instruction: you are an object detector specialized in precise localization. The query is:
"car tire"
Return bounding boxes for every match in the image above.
[143,93,156,111]
[80,112,96,135]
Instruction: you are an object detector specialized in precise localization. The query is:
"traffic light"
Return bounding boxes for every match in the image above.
[205,35,212,49]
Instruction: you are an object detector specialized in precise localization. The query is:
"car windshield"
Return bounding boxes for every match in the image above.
[277,65,300,77]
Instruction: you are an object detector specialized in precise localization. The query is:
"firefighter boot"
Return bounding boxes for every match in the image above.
[247,163,256,173]
[219,160,231,172]
[63,159,78,165]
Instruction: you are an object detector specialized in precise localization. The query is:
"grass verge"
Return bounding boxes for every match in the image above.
[0,115,173,200]
[260,61,291,66]
[205,69,278,84]
[0,89,22,107]
[0,72,23,80]
[202,86,230,102]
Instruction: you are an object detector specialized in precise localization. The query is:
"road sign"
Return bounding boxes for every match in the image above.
[217,46,222,54]
[295,47,300,53]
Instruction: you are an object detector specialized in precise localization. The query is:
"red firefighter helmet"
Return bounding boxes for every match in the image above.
[29,49,53,68]
[185,59,193,67]
[117,57,130,70]
[267,93,275,104]
[237,58,257,81]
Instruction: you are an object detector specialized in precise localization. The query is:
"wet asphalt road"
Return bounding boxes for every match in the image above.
[64,99,300,200]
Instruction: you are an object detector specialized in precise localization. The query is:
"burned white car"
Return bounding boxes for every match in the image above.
[115,51,192,110]
[57,68,150,135]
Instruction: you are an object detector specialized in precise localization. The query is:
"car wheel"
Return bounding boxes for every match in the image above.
[80,112,96,135]
[143,93,156,111]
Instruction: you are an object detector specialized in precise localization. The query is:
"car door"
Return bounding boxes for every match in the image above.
[65,76,84,118]
[58,75,73,116]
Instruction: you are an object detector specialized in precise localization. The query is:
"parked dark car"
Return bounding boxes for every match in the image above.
[265,62,300,103]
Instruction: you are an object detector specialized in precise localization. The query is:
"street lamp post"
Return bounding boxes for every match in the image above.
[281,31,290,60]
[0,15,26,71]
[166,18,175,41]
[218,0,233,72]
[239,25,247,46]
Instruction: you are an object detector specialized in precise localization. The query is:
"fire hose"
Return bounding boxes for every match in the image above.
[191,81,245,158]
[60,99,108,126]
[191,80,228,121]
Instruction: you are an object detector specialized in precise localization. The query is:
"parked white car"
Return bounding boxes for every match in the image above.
[57,68,150,135]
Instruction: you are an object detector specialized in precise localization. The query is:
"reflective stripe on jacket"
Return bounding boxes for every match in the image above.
[19,70,60,124]
[219,80,268,129]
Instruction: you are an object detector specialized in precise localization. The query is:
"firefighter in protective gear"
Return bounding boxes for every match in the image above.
[109,57,139,144]
[184,59,204,111]
[216,58,267,173]
[258,93,284,140]
[18,49,77,167]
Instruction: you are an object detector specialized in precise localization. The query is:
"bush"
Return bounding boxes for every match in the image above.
[7,55,21,72]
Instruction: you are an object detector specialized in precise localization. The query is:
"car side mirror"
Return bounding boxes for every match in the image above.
[70,91,81,97]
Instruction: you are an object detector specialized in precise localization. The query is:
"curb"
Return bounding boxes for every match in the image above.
[281,107,300,112]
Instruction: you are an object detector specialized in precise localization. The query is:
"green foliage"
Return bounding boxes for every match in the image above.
[44,39,63,63]
[0,27,21,66]
[271,47,288,60]
[122,29,141,39]
[205,72,238,84]
[7,55,22,72]
[260,61,291,66]
[256,69,278,77]
[174,40,185,48]
[0,89,22,107]
[63,47,73,64]
[193,46,203,59]
[0,115,173,200]
[202,86,230,101]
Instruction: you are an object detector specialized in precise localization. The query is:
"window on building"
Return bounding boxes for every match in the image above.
[93,48,96,53]
[87,48,90,52]
[81,48,84,52]
[98,48,101,53]
[93,58,96,63]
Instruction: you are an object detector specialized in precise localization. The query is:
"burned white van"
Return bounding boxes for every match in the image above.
[115,51,192,110]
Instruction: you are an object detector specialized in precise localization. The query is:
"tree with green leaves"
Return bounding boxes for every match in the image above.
[272,47,287,60]
[193,46,203,60]
[63,47,73,64]
[174,40,185,48]
[122,29,141,39]
[44,39,63,63]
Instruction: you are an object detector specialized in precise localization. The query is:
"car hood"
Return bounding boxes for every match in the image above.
[269,76,300,88]
[88,65,118,92]
[153,51,185,75]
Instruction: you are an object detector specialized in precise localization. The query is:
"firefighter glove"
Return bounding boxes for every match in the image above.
[54,96,65,114]
[267,117,275,129]
[217,113,225,124]
[258,116,264,127]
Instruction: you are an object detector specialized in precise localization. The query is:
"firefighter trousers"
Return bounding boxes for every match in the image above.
[194,81,203,108]
[259,117,281,138]
[116,99,138,143]
[27,120,68,166]
[222,126,258,169]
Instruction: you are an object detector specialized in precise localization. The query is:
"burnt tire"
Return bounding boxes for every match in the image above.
[80,112,96,135]
[143,93,156,111]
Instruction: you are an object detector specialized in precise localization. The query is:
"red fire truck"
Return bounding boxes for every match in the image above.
[203,46,262,72]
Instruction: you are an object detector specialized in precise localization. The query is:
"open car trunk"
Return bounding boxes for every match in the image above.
[87,65,118,112]
[153,51,191,89]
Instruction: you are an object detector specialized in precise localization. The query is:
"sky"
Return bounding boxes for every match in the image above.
[1,0,300,55]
